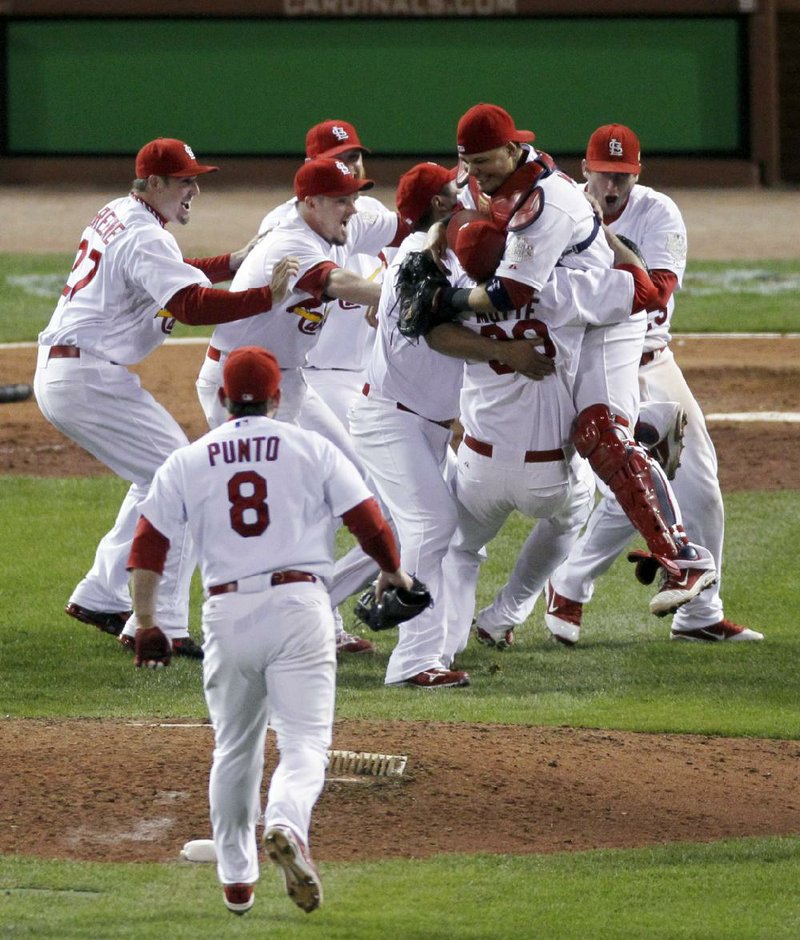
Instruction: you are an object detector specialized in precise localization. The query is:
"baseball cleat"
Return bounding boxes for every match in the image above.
[171,636,204,659]
[544,581,582,646]
[263,825,323,913]
[403,667,471,689]
[117,633,204,658]
[474,622,514,650]
[642,549,718,617]
[335,631,376,655]
[634,401,687,481]
[223,883,254,915]
[65,602,131,637]
[671,619,764,642]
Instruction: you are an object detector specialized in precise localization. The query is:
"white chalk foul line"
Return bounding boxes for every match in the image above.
[706,412,800,423]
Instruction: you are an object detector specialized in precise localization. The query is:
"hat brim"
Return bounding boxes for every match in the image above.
[584,159,640,174]
[512,130,536,143]
[317,143,372,158]
[164,164,219,177]
[322,179,375,197]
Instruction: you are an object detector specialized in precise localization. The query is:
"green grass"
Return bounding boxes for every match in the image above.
[2,253,799,342]
[1,479,797,737]
[2,837,799,939]
[3,243,799,937]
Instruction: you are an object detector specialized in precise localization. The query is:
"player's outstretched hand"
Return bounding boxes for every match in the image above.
[494,337,555,381]
[134,626,172,669]
[270,255,301,304]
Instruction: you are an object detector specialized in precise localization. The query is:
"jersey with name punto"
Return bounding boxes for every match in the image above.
[139,415,372,588]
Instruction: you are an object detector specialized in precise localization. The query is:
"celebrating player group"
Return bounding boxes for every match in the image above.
[35,105,763,917]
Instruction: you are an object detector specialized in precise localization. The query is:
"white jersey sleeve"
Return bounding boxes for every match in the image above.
[258,197,294,236]
[140,415,372,589]
[608,184,687,352]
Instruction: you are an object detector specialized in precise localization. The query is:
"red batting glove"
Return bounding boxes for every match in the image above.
[134,626,172,669]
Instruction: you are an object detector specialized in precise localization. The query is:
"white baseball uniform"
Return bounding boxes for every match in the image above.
[195,202,399,608]
[550,184,728,631]
[245,193,387,427]
[447,265,640,653]
[349,233,468,683]
[135,413,373,888]
[461,146,646,425]
[34,193,211,637]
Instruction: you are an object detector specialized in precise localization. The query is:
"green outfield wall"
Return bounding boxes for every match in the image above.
[4,16,745,157]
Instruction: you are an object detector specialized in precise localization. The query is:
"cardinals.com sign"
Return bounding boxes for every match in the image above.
[283,0,517,14]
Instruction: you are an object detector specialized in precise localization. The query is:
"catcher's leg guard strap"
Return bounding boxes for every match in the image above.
[573,404,686,559]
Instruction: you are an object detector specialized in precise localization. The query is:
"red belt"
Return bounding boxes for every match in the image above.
[463,434,564,463]
[207,345,222,362]
[208,569,317,596]
[640,346,666,367]
[48,346,81,360]
[362,383,453,431]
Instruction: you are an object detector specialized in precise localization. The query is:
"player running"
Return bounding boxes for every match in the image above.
[127,346,413,915]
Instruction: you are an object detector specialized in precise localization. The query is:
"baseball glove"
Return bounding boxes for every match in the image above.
[395,251,457,339]
[134,626,172,669]
[615,234,648,268]
[354,577,433,632]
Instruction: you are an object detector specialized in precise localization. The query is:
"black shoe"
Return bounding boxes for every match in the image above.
[65,602,131,637]
[172,636,204,659]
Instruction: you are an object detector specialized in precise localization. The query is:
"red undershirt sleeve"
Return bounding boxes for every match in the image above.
[127,516,170,575]
[388,214,412,248]
[184,254,233,283]
[165,283,274,326]
[296,261,338,302]
[647,269,679,311]
[499,276,537,310]
[341,498,400,573]
[616,264,660,313]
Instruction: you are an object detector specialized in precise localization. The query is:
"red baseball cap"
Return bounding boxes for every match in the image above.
[396,162,457,225]
[294,157,375,200]
[305,120,370,159]
[135,138,219,178]
[223,346,281,403]
[447,209,506,283]
[585,124,642,174]
[457,104,535,156]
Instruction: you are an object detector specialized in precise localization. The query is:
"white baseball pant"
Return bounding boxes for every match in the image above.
[34,347,195,636]
[551,347,725,628]
[447,449,596,653]
[349,393,459,683]
[202,578,335,888]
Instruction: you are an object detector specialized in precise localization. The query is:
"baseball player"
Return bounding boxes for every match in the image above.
[193,157,409,651]
[196,120,386,432]
[34,138,299,656]
[199,120,391,655]
[541,124,763,643]
[444,104,717,618]
[350,162,557,687]
[127,347,412,915]
[425,210,663,656]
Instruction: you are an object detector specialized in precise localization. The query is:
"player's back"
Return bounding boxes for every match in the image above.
[167,416,354,587]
